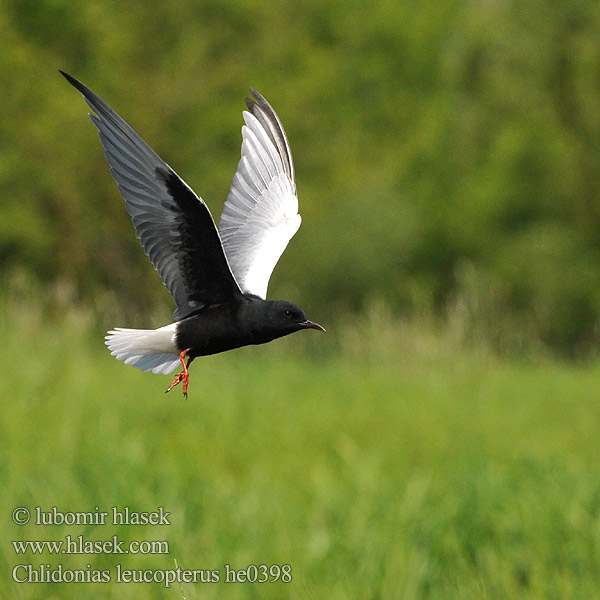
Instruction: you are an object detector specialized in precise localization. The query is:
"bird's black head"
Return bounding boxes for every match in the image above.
[249,299,325,342]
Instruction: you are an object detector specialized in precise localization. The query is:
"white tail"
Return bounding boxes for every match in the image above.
[105,323,181,374]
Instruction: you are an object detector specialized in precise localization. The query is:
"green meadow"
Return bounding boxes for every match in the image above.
[2,304,600,599]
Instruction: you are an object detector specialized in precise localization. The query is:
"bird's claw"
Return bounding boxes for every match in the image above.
[165,349,191,398]
[165,373,182,392]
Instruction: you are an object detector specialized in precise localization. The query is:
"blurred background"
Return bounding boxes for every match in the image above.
[3,2,600,599]
[3,0,600,356]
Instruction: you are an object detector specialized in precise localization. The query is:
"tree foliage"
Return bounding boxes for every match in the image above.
[2,0,600,354]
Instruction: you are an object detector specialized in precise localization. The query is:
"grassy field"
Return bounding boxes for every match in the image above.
[1,305,600,599]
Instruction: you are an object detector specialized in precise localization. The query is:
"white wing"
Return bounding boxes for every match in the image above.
[219,89,301,299]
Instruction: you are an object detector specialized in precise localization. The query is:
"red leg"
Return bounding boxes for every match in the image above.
[165,349,192,398]
[182,353,194,397]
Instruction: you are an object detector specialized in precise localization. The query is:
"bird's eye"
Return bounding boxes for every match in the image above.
[284,309,293,318]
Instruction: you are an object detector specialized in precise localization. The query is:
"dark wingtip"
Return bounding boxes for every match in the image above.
[59,70,88,96]
[59,70,75,83]
[245,88,257,111]
[245,87,265,112]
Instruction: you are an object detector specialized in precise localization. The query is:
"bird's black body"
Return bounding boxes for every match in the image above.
[61,70,324,396]
[176,297,321,359]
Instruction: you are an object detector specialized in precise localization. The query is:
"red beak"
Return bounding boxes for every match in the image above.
[302,320,326,332]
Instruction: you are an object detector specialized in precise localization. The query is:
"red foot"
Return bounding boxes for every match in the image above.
[165,349,193,398]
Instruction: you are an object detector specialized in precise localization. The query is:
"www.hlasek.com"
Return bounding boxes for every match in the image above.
[13,536,168,555]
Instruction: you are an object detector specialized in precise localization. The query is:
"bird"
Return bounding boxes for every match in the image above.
[61,71,324,398]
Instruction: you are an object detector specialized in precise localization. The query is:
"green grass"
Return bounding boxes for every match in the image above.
[2,307,600,599]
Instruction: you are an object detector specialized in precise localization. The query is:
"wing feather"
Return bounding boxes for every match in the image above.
[219,89,301,299]
[62,71,242,319]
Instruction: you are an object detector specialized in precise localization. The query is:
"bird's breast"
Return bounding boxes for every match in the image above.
[174,304,258,357]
